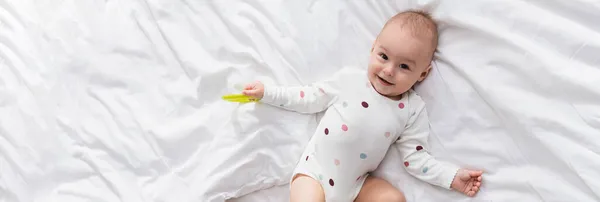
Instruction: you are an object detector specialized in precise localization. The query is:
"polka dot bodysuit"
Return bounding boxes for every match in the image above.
[261,68,459,202]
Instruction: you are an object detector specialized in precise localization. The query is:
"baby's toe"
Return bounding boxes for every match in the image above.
[472,186,479,192]
[475,182,481,187]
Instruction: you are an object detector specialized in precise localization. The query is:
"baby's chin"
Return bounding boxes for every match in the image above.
[371,83,394,96]
[371,83,406,100]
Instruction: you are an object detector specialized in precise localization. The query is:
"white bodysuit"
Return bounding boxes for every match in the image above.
[261,68,459,202]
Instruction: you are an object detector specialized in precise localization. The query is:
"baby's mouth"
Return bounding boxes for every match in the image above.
[377,75,394,86]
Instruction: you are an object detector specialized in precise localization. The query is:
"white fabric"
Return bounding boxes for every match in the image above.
[1,0,599,202]
[262,68,458,201]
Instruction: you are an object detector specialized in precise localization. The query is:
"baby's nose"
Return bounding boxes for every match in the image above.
[383,66,394,76]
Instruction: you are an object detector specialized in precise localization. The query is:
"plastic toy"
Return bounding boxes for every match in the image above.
[221,93,258,103]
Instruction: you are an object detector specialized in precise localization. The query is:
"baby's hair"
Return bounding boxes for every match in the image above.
[383,9,439,54]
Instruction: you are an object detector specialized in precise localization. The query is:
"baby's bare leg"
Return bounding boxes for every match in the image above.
[355,176,406,202]
[290,174,325,202]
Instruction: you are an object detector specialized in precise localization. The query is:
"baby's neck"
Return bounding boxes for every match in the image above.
[384,93,404,101]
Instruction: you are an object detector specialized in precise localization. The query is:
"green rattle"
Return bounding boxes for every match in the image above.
[221,93,258,103]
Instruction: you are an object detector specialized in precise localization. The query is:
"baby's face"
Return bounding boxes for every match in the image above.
[367,23,434,99]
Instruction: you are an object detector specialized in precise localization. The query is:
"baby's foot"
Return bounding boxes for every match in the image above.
[451,168,483,197]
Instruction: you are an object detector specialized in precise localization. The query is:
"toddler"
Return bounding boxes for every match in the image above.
[242,10,483,202]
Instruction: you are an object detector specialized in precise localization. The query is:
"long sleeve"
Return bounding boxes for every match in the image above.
[260,69,350,114]
[393,96,459,189]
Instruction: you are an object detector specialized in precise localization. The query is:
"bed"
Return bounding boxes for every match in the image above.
[1,0,599,201]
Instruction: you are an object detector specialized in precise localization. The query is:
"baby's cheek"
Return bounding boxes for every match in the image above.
[368,55,381,68]
[392,80,412,94]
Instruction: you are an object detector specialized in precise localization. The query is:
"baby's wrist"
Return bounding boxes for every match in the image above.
[450,176,459,190]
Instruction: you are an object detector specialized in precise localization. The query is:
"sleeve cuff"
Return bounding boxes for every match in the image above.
[440,164,460,190]
[260,85,277,104]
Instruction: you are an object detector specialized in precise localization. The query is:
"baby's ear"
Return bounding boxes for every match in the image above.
[418,64,432,82]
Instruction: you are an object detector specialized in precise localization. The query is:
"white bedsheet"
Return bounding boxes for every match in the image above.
[1,0,599,201]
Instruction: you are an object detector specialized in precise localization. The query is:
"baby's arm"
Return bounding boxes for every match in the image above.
[393,96,483,196]
[242,69,347,114]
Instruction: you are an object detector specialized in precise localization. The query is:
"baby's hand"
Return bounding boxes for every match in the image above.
[242,81,265,100]
[451,169,483,197]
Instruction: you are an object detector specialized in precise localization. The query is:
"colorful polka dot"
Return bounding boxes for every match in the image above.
[334,159,340,166]
[324,128,329,135]
[398,103,405,109]
[422,167,429,173]
[279,104,284,107]
[306,156,309,161]
[300,91,305,98]
[416,146,423,151]
[360,153,367,159]
[404,161,409,167]
[341,124,348,131]
[384,132,391,138]
[319,88,325,94]
[342,101,348,108]
[356,176,361,181]
[329,179,335,186]
[361,101,369,108]
[318,174,323,180]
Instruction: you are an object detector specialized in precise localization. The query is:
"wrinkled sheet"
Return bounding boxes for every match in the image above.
[1,0,599,201]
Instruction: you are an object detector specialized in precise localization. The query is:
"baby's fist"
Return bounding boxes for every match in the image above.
[451,169,483,197]
[242,81,265,100]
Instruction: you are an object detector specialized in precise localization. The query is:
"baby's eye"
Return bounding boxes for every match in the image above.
[400,64,409,70]
[378,53,388,60]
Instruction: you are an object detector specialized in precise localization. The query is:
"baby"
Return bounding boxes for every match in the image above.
[242,10,483,202]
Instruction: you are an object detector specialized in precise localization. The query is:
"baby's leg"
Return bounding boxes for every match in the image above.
[290,174,325,202]
[355,176,405,202]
